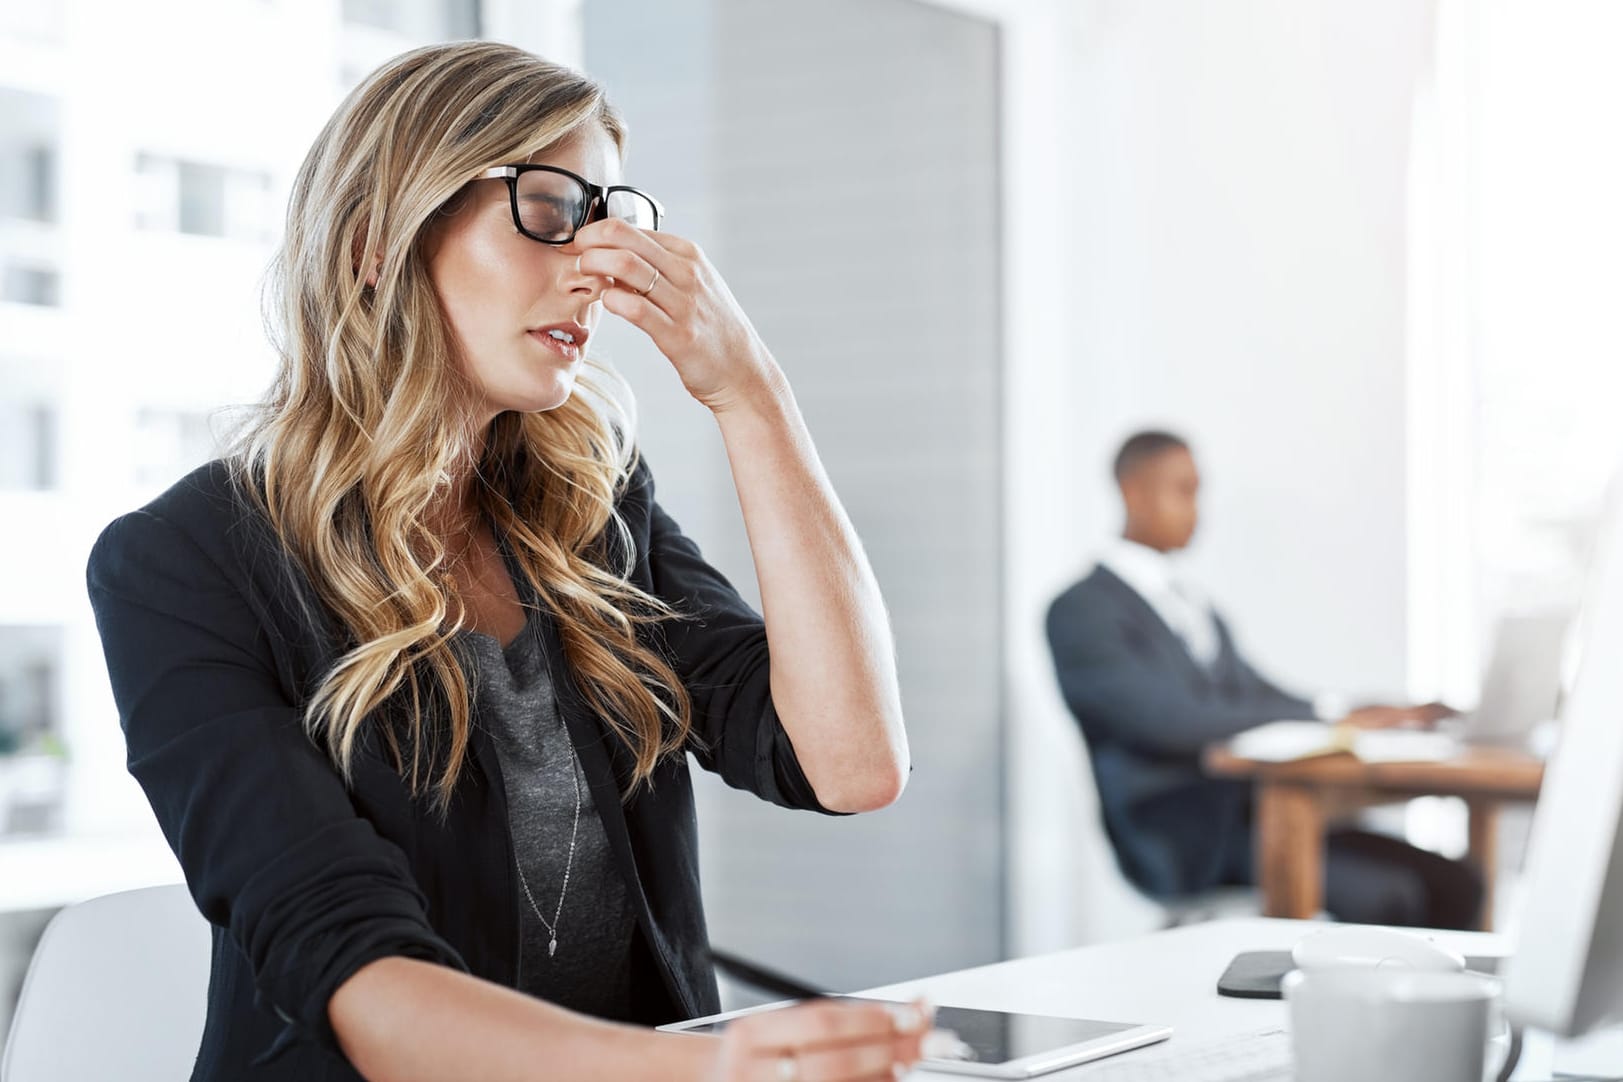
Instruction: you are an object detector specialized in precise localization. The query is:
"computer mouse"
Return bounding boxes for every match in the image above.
[1290,926,1467,972]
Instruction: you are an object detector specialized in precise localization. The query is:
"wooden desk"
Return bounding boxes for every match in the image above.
[1202,744,1544,929]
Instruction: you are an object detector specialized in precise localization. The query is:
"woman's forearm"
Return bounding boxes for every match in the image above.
[329,956,719,1081]
[710,366,909,813]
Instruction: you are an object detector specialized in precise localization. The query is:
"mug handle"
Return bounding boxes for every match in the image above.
[1492,1023,1523,1082]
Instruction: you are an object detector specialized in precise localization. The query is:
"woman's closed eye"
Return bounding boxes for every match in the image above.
[518,194,579,235]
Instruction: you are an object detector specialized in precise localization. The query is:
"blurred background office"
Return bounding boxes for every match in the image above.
[1,0,1619,1055]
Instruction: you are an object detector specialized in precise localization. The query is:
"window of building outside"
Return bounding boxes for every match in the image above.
[0,265,59,306]
[1,90,61,309]
[133,153,276,242]
[0,402,55,490]
[0,627,63,835]
[0,143,55,222]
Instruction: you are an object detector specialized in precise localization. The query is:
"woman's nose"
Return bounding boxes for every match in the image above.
[557,245,608,298]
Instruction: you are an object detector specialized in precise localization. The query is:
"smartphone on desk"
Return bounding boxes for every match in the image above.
[662,997,1172,1079]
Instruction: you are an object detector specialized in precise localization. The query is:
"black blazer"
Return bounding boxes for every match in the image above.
[86,457,836,1081]
[1045,565,1315,898]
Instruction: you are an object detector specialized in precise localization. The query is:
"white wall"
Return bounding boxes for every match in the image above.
[1010,0,1441,955]
[1064,0,1435,697]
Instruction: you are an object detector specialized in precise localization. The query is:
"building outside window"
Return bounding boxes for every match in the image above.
[1,90,61,311]
[0,141,55,223]
[0,401,55,490]
[0,265,58,306]
[133,153,275,242]
[0,626,64,837]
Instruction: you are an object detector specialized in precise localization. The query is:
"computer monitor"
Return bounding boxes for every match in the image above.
[1501,490,1623,1036]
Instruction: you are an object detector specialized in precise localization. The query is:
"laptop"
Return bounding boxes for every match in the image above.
[1450,610,1570,748]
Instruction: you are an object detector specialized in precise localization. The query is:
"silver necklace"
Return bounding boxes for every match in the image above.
[514,731,582,959]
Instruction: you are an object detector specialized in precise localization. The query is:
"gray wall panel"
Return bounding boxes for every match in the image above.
[586,0,1002,995]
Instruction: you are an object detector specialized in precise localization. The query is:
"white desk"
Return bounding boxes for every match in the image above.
[842,919,1613,1079]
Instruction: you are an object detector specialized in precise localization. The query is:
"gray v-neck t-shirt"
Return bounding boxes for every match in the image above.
[459,616,637,1020]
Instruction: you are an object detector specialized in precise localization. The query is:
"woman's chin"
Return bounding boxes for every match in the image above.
[505,377,576,414]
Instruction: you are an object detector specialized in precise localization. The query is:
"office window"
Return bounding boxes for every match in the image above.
[133,153,274,241]
[0,401,55,490]
[1409,1,1623,702]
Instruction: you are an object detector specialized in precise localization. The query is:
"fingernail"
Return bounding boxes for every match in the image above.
[885,1002,926,1034]
[891,1065,908,1081]
[574,256,582,272]
[922,1030,975,1061]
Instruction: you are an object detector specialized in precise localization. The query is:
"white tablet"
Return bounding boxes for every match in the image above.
[660,996,1172,1078]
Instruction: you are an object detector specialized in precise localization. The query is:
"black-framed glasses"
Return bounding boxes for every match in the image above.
[478,164,663,245]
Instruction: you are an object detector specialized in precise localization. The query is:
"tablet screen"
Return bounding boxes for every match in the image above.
[675,996,1148,1068]
[923,1001,1142,1065]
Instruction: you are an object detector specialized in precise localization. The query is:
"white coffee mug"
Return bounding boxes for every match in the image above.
[1283,967,1504,1082]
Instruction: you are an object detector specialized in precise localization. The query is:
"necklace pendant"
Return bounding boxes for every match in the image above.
[548,937,558,958]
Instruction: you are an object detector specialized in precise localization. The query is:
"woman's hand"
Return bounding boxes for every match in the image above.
[571,218,780,413]
[710,998,935,1082]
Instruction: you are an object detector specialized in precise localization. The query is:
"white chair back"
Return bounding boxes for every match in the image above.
[1,884,210,1082]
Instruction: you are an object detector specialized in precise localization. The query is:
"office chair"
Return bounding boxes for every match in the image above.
[1,883,209,1082]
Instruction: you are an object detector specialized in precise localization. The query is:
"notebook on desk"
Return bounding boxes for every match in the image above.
[1225,721,1462,764]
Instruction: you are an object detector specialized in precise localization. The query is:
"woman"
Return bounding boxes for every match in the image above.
[87,40,927,1081]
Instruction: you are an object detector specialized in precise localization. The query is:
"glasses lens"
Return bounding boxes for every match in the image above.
[606,189,659,231]
[513,170,587,242]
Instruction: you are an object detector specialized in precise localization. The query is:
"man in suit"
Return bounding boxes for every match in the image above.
[1046,430,1481,928]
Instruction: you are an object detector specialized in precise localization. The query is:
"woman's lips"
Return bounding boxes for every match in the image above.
[527,330,581,362]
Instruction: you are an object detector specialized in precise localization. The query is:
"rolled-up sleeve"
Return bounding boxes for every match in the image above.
[86,508,467,1060]
[623,461,843,816]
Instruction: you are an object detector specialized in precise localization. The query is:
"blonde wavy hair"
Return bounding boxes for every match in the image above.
[224,41,693,811]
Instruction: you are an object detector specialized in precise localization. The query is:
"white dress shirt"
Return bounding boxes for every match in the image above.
[1097,538,1222,668]
[1096,538,1343,720]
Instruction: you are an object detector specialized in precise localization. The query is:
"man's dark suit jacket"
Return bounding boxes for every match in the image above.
[1045,565,1317,899]
[86,457,836,1081]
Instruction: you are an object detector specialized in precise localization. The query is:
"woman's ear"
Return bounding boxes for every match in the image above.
[352,250,382,288]
[350,226,382,287]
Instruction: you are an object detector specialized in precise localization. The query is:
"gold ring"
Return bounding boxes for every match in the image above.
[638,269,661,296]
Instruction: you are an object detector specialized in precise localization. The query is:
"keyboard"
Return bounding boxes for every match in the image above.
[1068,1027,1292,1081]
